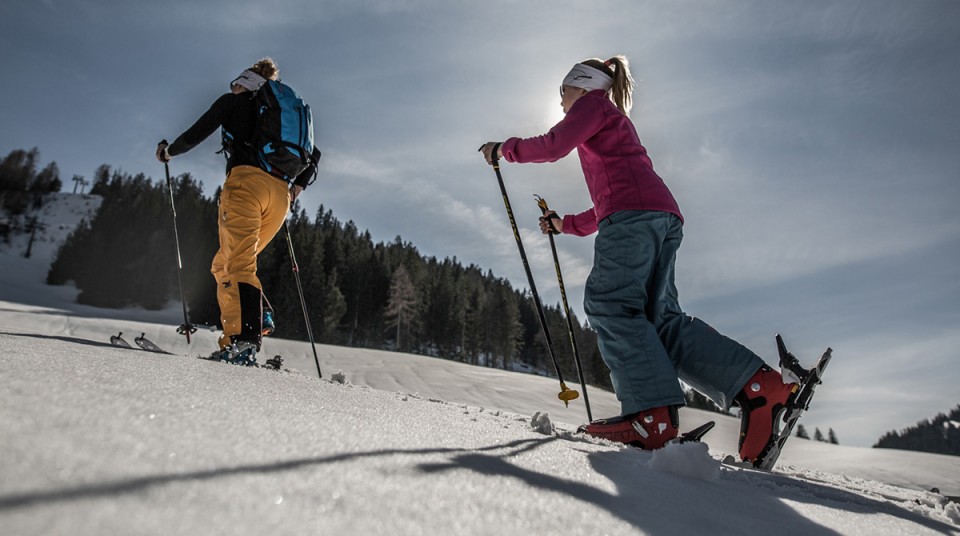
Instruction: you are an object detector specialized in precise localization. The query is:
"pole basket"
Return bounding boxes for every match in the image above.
[558,383,580,406]
[177,322,198,344]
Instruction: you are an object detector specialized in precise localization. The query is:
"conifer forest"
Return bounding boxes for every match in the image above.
[10,152,611,389]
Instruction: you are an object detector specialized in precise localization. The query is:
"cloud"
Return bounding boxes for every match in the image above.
[3,0,959,448]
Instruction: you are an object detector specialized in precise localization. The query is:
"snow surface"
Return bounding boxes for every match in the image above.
[1,194,959,535]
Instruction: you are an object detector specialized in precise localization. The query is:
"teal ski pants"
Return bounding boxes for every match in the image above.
[583,210,763,415]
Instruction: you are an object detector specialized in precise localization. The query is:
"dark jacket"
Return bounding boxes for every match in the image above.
[168,92,318,188]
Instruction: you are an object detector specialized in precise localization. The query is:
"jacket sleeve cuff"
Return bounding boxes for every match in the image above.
[562,208,598,236]
[500,138,521,162]
[167,136,190,157]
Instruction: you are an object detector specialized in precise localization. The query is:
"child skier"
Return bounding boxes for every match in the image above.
[480,56,795,464]
[156,58,319,365]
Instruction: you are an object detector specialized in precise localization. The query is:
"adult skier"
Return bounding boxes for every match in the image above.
[480,56,795,464]
[156,58,320,365]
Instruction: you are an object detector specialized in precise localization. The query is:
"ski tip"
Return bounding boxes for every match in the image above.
[677,420,717,443]
[688,420,716,435]
[775,333,787,353]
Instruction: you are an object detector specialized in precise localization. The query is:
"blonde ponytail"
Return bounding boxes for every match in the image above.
[581,56,635,115]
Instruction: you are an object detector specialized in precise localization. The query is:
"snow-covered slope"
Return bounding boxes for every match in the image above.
[4,298,959,498]
[1,327,958,536]
[1,193,959,535]
[0,193,101,307]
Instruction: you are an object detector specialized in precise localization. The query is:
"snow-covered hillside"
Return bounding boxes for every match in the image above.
[0,192,102,308]
[2,192,101,257]
[1,193,959,535]
[1,324,958,536]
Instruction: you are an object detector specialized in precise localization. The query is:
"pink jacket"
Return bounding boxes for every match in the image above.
[501,90,682,236]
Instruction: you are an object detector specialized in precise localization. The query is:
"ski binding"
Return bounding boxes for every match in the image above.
[752,334,832,471]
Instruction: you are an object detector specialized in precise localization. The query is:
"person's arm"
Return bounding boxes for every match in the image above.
[561,207,598,236]
[292,147,321,189]
[290,147,321,202]
[500,97,605,164]
[167,94,234,157]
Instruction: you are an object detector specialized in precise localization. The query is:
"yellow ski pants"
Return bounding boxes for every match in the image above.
[211,165,290,348]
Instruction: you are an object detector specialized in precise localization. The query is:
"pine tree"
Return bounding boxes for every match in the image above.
[30,162,61,208]
[385,264,417,351]
[874,404,960,455]
[48,167,219,314]
[796,424,810,439]
[828,428,839,444]
[0,148,40,216]
[814,428,825,442]
[39,153,611,376]
[486,281,522,368]
[318,270,348,340]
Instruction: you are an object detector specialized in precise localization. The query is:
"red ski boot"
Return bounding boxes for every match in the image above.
[578,406,679,450]
[736,365,798,463]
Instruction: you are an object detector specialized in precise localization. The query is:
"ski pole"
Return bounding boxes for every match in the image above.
[160,144,197,344]
[284,220,323,379]
[535,195,592,421]
[480,143,579,407]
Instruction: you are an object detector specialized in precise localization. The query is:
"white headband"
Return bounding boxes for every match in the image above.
[561,63,613,92]
[230,69,267,91]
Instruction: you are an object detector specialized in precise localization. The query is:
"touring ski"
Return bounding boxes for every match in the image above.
[578,418,717,447]
[673,420,716,445]
[109,332,171,354]
[751,335,832,471]
[134,333,168,354]
[110,332,132,348]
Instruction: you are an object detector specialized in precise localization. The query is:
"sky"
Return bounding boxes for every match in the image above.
[1,0,959,447]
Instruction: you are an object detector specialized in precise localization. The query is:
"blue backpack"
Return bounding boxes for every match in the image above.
[250,80,315,181]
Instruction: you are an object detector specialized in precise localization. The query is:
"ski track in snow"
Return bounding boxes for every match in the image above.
[1,193,959,535]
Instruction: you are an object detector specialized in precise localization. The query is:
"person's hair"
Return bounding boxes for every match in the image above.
[581,56,635,115]
[249,57,280,81]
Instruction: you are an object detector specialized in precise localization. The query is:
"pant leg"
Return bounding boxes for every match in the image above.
[584,210,686,415]
[257,175,290,256]
[240,171,290,344]
[214,165,290,348]
[649,214,764,410]
[210,248,235,349]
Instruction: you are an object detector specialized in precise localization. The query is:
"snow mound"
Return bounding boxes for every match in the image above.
[648,441,720,482]
[530,411,555,435]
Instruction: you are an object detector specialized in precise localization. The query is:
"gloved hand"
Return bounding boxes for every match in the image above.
[289,184,304,203]
[539,210,563,234]
[156,140,171,163]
